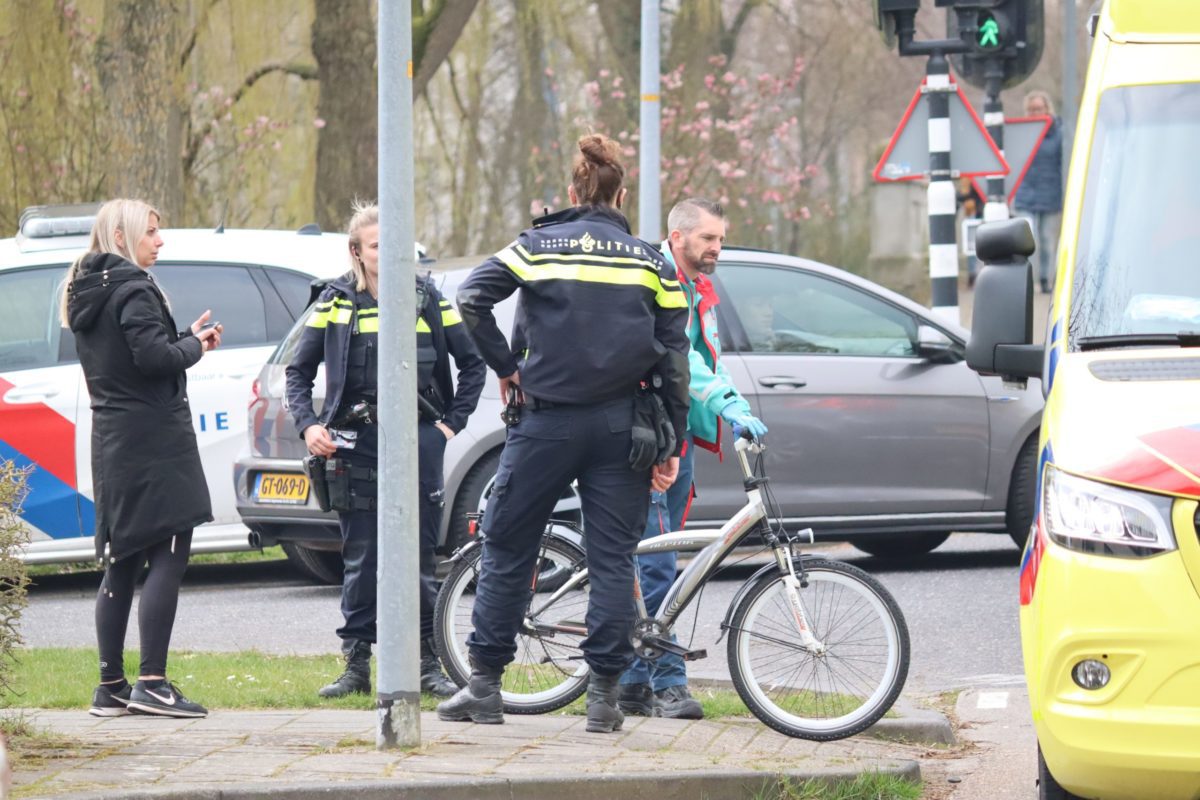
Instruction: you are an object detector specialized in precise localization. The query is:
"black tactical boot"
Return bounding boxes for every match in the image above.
[617,682,655,716]
[318,639,372,698]
[419,638,457,697]
[585,672,625,733]
[437,659,503,724]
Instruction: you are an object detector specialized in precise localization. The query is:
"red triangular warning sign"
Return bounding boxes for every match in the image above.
[874,74,1010,182]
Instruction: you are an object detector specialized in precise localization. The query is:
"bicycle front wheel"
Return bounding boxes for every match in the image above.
[726,558,910,740]
[434,533,591,714]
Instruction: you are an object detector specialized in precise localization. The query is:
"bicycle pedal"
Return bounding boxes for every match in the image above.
[642,636,707,662]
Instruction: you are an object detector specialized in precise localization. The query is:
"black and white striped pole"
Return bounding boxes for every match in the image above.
[925,52,960,324]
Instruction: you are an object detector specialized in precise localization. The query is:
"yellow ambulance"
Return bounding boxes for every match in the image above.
[966,1,1200,798]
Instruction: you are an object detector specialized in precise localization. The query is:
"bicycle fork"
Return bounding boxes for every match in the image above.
[772,546,827,656]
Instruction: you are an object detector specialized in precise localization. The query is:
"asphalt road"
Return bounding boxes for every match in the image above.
[21,531,1024,695]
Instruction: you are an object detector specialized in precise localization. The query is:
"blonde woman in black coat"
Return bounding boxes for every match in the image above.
[64,199,222,719]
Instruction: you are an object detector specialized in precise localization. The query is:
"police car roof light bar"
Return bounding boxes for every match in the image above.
[18,203,102,239]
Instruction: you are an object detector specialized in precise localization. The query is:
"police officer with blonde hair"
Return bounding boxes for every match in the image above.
[287,201,485,699]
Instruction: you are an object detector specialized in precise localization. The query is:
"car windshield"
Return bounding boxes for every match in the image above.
[1070,82,1200,349]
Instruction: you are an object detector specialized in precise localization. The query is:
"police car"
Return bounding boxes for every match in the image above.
[0,204,352,565]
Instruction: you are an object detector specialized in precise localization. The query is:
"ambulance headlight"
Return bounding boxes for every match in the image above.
[1043,465,1176,556]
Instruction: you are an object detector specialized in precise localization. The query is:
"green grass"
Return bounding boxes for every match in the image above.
[754,772,921,800]
[3,648,440,712]
[3,648,762,718]
[26,546,290,578]
[3,649,895,728]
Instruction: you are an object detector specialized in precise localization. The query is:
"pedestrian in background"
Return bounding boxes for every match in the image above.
[65,198,222,719]
[1013,90,1063,293]
[286,201,485,700]
[618,199,767,722]
[439,133,691,733]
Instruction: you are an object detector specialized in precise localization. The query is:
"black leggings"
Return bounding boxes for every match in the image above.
[95,531,193,682]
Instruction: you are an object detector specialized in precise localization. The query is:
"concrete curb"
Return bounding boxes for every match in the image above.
[689,678,957,746]
[58,763,923,800]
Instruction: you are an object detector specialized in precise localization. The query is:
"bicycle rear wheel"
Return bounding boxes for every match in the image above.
[726,558,909,740]
[433,533,591,714]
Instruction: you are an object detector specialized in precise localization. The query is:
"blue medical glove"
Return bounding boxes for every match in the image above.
[722,408,768,439]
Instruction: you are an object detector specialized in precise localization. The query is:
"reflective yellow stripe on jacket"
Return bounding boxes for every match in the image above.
[306,297,355,328]
[496,244,686,309]
[309,297,463,333]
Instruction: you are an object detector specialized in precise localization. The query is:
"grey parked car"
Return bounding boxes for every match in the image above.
[234,248,1043,583]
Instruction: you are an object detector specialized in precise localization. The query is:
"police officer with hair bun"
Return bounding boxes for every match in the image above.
[438,133,691,734]
[286,201,485,700]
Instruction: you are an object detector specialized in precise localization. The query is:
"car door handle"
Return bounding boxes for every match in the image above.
[4,386,60,403]
[758,376,806,389]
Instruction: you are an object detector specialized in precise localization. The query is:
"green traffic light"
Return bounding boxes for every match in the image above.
[978,12,1000,48]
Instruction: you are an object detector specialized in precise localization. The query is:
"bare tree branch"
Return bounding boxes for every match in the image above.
[180,0,222,69]
[721,0,767,60]
[413,0,481,98]
[183,61,318,173]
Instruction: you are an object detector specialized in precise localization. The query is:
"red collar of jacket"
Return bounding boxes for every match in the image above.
[679,268,721,317]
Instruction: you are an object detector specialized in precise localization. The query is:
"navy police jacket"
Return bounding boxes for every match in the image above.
[286,273,485,435]
[456,205,691,452]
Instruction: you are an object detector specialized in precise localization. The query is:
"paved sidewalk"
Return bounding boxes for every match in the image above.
[16,707,945,799]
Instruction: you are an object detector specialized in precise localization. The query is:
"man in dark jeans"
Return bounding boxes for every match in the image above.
[618,198,767,720]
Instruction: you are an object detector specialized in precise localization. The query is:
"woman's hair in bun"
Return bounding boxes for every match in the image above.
[571,133,626,206]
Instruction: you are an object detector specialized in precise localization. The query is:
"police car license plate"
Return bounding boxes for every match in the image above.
[254,472,310,505]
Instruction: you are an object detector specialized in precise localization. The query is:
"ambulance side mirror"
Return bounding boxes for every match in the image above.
[965,219,1043,384]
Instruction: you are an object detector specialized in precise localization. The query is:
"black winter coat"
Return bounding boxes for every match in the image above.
[66,252,213,562]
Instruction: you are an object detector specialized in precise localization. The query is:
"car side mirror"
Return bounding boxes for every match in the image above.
[965,219,1043,384]
[916,325,960,363]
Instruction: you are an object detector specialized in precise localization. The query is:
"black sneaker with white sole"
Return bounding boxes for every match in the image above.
[88,682,132,717]
[126,680,208,718]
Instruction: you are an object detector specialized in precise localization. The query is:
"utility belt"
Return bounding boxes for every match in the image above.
[334,391,444,427]
[304,455,377,513]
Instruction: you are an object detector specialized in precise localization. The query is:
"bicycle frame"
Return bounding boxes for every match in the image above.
[526,436,826,657]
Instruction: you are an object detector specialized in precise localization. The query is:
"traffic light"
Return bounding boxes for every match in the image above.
[945,0,1044,90]
[974,7,1007,51]
[873,0,921,49]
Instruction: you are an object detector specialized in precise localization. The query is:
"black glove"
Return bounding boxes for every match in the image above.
[649,390,676,465]
[629,387,677,471]
[629,390,659,471]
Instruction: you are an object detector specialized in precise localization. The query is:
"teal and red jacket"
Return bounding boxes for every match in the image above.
[661,242,752,456]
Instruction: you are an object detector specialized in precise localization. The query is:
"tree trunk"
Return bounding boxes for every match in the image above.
[312,0,378,233]
[96,0,186,220]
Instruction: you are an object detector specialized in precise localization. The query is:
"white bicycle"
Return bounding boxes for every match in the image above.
[434,433,910,741]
